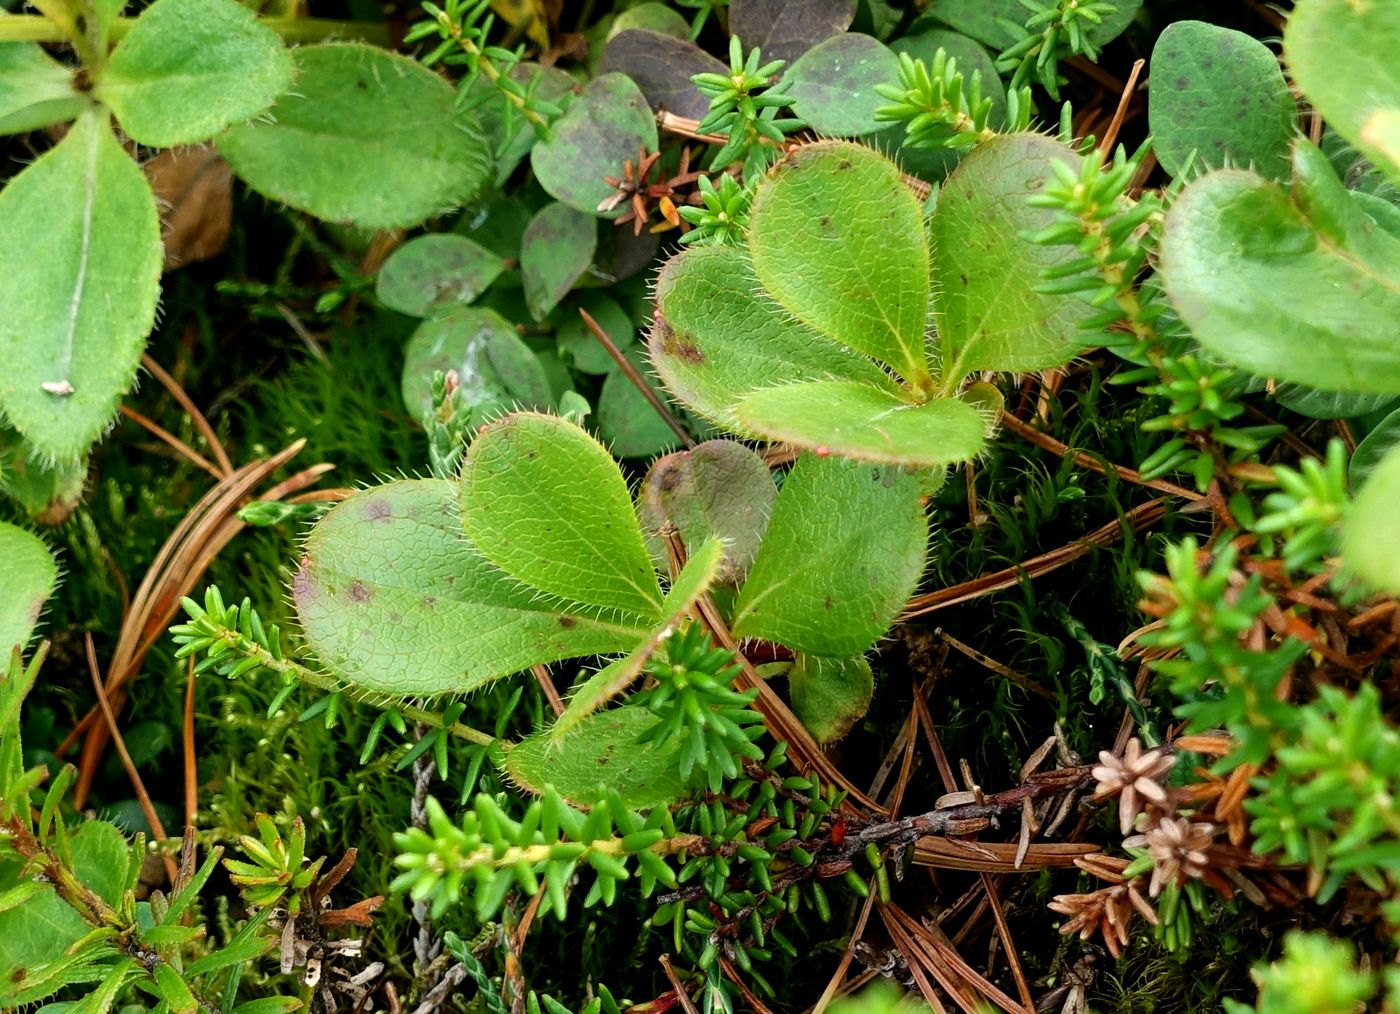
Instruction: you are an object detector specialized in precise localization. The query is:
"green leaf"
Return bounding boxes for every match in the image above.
[1286,0,1400,187]
[733,454,927,655]
[730,0,856,63]
[748,140,932,386]
[468,62,575,186]
[459,413,664,620]
[602,29,727,121]
[1352,408,1400,488]
[0,43,84,135]
[531,73,658,216]
[1345,443,1400,594]
[234,999,303,1014]
[733,380,986,466]
[639,439,778,585]
[505,705,687,807]
[1149,21,1296,181]
[788,653,873,744]
[218,44,491,229]
[919,0,1140,51]
[649,245,899,427]
[0,109,161,463]
[376,235,507,318]
[930,132,1094,383]
[0,820,130,994]
[1272,385,1398,420]
[294,480,648,696]
[786,33,900,137]
[557,293,635,375]
[0,524,55,654]
[94,0,292,147]
[596,351,680,459]
[0,429,85,524]
[522,203,597,322]
[401,308,552,421]
[609,3,690,39]
[1161,141,1400,394]
[550,538,724,739]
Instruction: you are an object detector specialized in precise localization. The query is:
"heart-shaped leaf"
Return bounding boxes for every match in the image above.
[377,235,507,318]
[649,244,899,426]
[1161,141,1400,394]
[95,0,293,147]
[1286,0,1400,186]
[0,109,161,463]
[788,652,873,744]
[294,480,648,696]
[460,413,664,620]
[748,140,932,387]
[602,29,726,121]
[1149,21,1296,181]
[0,43,84,135]
[0,522,57,654]
[640,440,778,585]
[505,704,687,807]
[522,202,597,321]
[730,0,856,63]
[733,380,987,466]
[532,73,658,216]
[218,44,491,229]
[786,33,900,137]
[733,454,927,656]
[400,308,552,421]
[930,132,1094,383]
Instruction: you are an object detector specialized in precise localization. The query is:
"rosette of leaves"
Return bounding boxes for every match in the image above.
[648,137,1095,470]
[291,413,928,786]
[0,0,490,473]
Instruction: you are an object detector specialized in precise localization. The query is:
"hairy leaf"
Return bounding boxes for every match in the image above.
[1149,21,1296,180]
[1287,0,1400,186]
[377,235,507,318]
[733,454,927,656]
[930,132,1093,382]
[294,480,647,696]
[749,140,932,386]
[786,33,900,137]
[522,202,597,321]
[0,430,85,525]
[640,440,778,585]
[0,109,161,463]
[788,653,873,744]
[648,244,899,426]
[0,523,57,653]
[0,43,84,135]
[460,413,664,620]
[733,380,987,466]
[218,44,490,229]
[505,704,687,807]
[532,73,658,216]
[602,29,726,120]
[1161,141,1400,394]
[96,0,293,147]
[729,0,856,63]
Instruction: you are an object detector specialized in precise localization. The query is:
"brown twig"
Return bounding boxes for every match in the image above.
[119,405,224,480]
[579,307,695,448]
[143,351,232,476]
[183,658,198,830]
[812,889,877,1014]
[901,499,1171,620]
[658,955,701,1014]
[938,630,1057,702]
[531,664,565,717]
[1098,58,1145,158]
[999,409,1203,501]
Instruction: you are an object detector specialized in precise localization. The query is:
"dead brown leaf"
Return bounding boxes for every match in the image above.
[143,144,232,271]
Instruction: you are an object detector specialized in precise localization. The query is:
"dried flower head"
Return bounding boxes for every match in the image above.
[1092,737,1176,834]
[1124,816,1216,897]
[1049,880,1157,958]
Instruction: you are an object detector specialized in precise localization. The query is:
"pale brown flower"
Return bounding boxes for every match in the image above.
[1124,816,1216,897]
[1092,737,1177,834]
[1049,880,1158,958]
